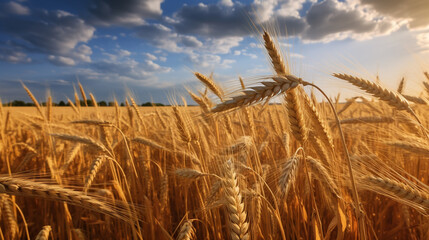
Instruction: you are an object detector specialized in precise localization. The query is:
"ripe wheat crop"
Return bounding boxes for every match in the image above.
[0,31,428,240]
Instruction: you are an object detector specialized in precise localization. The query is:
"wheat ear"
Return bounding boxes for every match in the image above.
[402,94,427,105]
[187,90,210,113]
[397,77,405,94]
[67,98,80,115]
[78,82,88,107]
[278,156,300,198]
[222,160,249,240]
[50,133,107,153]
[263,31,308,143]
[384,141,429,155]
[1,194,18,239]
[306,157,339,198]
[0,177,129,221]
[211,76,300,113]
[364,176,429,211]
[173,106,192,143]
[177,220,196,240]
[194,72,224,101]
[175,169,208,179]
[22,82,45,119]
[84,155,107,192]
[35,225,52,240]
[333,73,412,113]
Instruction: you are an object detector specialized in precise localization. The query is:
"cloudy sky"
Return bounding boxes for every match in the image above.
[0,0,429,104]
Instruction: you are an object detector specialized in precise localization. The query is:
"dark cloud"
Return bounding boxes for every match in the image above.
[360,0,429,29]
[89,0,164,26]
[302,0,394,41]
[0,9,94,57]
[173,3,250,37]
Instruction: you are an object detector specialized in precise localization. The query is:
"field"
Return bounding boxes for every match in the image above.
[0,32,429,240]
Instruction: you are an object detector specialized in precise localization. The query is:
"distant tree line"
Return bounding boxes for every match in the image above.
[2,100,165,107]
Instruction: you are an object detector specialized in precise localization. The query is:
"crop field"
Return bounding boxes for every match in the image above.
[0,32,428,240]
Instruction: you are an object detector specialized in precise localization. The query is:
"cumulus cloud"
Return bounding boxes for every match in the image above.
[136,23,203,52]
[302,0,399,41]
[360,0,429,29]
[117,49,131,57]
[48,55,76,66]
[1,1,30,15]
[145,53,157,60]
[89,58,171,82]
[0,9,94,65]
[173,3,250,38]
[187,53,236,69]
[0,46,31,63]
[89,0,164,26]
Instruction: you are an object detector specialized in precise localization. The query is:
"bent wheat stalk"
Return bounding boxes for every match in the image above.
[363,176,429,211]
[0,176,133,221]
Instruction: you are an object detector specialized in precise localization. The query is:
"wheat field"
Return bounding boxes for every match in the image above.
[0,31,428,240]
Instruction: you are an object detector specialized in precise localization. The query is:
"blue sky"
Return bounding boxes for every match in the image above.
[0,0,428,104]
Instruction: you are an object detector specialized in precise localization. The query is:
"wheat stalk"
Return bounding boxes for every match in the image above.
[338,116,394,125]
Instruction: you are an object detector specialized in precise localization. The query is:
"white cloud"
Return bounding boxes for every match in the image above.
[48,55,76,66]
[117,49,131,57]
[290,52,304,59]
[416,32,429,52]
[219,0,234,7]
[206,37,243,54]
[145,53,157,60]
